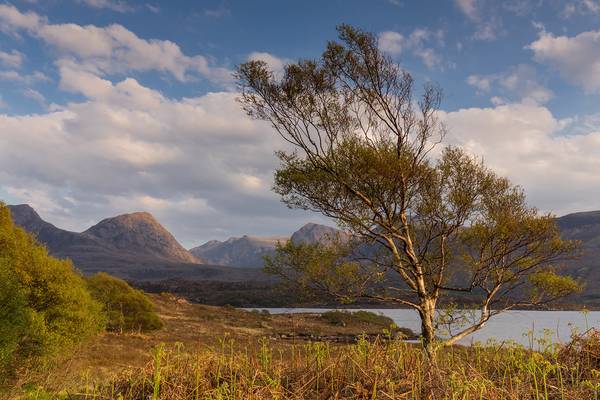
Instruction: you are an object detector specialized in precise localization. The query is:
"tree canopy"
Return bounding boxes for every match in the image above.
[87,272,163,333]
[0,203,105,376]
[237,25,581,357]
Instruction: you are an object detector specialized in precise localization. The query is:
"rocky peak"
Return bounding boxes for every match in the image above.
[291,222,342,244]
[7,204,55,234]
[84,211,199,263]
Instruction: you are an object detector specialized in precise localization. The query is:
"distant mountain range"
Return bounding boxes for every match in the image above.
[189,222,341,268]
[7,204,254,282]
[7,204,600,305]
[6,204,339,281]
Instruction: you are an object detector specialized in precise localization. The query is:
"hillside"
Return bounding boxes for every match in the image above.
[190,235,287,268]
[6,205,263,283]
[557,211,600,304]
[8,204,600,306]
[84,212,200,264]
[291,222,342,244]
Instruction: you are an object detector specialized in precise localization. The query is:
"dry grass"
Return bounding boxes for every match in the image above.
[23,330,600,400]
[6,295,600,400]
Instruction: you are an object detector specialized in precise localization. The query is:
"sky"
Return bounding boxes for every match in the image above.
[1,0,600,248]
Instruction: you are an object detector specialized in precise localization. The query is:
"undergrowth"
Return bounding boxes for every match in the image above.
[22,328,600,400]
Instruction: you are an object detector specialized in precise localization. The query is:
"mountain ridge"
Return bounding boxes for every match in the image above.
[6,205,206,280]
[7,204,600,305]
[84,211,200,264]
[189,222,342,268]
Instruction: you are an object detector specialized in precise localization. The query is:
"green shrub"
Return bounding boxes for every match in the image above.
[0,260,28,372]
[321,310,396,328]
[87,273,163,333]
[0,204,105,377]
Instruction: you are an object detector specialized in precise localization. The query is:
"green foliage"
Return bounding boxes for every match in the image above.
[0,203,105,377]
[239,25,580,353]
[0,260,28,372]
[529,269,582,302]
[264,239,377,304]
[321,310,395,329]
[87,272,163,332]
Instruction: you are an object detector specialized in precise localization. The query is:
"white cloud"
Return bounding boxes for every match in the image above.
[378,31,405,55]
[145,4,160,13]
[3,73,597,244]
[472,20,500,41]
[467,75,493,91]
[467,64,552,104]
[529,30,600,93]
[500,64,553,104]
[23,88,46,105]
[442,102,600,215]
[378,29,444,69]
[453,0,501,41]
[0,4,232,84]
[0,4,44,32]
[247,52,291,78]
[0,49,23,68]
[0,69,48,85]
[562,0,600,17]
[455,0,479,21]
[0,74,316,244]
[77,0,132,13]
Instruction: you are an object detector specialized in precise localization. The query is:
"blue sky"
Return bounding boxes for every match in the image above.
[1,0,600,246]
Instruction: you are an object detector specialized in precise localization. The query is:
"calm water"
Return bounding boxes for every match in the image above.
[248,308,599,347]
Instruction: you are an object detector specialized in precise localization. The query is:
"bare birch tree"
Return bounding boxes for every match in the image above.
[236,25,580,358]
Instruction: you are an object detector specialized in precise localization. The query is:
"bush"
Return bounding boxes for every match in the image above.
[87,273,163,333]
[0,204,105,376]
[320,310,396,328]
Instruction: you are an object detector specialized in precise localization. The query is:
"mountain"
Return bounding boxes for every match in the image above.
[556,210,600,303]
[5,205,233,281]
[8,203,600,305]
[84,212,199,264]
[190,223,342,268]
[8,204,116,258]
[291,222,343,244]
[190,235,288,268]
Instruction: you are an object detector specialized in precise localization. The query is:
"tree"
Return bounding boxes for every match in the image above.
[237,25,580,358]
[87,272,163,333]
[0,203,105,377]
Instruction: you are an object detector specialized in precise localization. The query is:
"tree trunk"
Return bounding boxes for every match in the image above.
[419,298,437,360]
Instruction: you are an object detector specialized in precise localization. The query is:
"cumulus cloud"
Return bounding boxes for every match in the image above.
[0,69,48,85]
[453,0,501,41]
[442,102,600,216]
[0,4,44,32]
[1,2,599,248]
[467,64,552,104]
[0,74,319,245]
[529,30,600,93]
[0,4,232,84]
[0,49,23,68]
[247,52,291,78]
[378,28,445,69]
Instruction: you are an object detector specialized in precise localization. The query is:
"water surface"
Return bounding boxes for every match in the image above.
[248,308,599,347]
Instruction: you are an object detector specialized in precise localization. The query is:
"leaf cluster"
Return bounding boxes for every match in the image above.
[0,204,104,377]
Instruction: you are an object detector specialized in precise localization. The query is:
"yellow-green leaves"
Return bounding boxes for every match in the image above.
[529,270,582,302]
[0,203,104,378]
